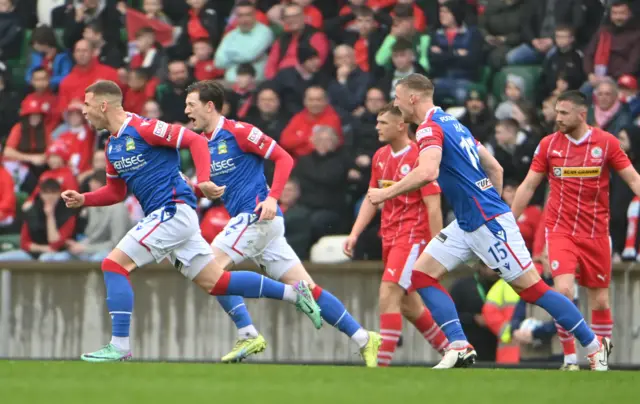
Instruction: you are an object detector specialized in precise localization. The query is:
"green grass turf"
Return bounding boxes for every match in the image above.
[0,361,637,404]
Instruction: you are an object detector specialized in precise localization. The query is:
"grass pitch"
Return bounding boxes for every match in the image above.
[1,361,637,404]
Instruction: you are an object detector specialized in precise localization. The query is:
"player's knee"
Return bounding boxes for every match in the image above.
[518,279,550,303]
[101,258,130,277]
[588,288,610,310]
[554,280,575,300]
[379,282,403,313]
[400,295,423,321]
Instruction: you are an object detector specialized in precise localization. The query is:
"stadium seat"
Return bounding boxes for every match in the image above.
[310,235,351,264]
[0,234,20,252]
[492,65,543,102]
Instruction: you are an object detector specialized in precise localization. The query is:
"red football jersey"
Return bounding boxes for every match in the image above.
[370,143,441,247]
[530,127,631,238]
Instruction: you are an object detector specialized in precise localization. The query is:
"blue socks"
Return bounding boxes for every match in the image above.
[103,271,133,339]
[222,271,287,300]
[533,289,596,347]
[216,295,254,328]
[416,286,467,343]
[315,287,361,337]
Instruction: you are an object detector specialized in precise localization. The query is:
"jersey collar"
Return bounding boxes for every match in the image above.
[564,127,593,145]
[209,116,225,141]
[112,113,133,138]
[390,144,411,158]
[424,106,440,122]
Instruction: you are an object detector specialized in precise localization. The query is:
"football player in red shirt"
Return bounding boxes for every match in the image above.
[512,90,640,369]
[344,103,448,366]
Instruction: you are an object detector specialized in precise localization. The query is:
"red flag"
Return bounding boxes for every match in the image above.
[126,7,174,47]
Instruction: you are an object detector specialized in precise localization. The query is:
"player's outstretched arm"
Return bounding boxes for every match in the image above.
[477,144,504,195]
[511,170,545,219]
[344,192,378,257]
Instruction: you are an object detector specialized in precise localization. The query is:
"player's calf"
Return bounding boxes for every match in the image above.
[587,288,614,341]
[401,293,449,355]
[553,274,578,366]
[377,282,405,366]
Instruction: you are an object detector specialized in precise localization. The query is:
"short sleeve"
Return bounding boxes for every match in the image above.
[234,123,277,159]
[5,124,22,149]
[416,122,444,153]
[420,180,441,197]
[530,137,549,173]
[607,135,632,172]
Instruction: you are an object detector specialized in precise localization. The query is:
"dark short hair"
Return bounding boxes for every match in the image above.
[135,27,155,38]
[235,0,256,8]
[186,80,225,111]
[378,102,402,116]
[355,6,374,18]
[131,68,151,81]
[90,170,107,186]
[397,73,435,97]
[392,37,413,53]
[86,21,104,35]
[237,63,256,77]
[497,118,520,133]
[555,24,575,35]
[394,4,414,19]
[557,90,588,108]
[40,178,61,193]
[85,80,123,100]
[31,67,49,77]
[31,25,58,48]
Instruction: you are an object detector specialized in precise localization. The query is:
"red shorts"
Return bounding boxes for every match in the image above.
[546,233,611,288]
[382,240,426,290]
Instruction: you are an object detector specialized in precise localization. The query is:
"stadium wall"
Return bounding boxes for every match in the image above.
[0,262,639,365]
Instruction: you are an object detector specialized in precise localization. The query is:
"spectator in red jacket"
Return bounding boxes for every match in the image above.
[23,67,59,134]
[53,101,96,177]
[264,3,329,79]
[172,0,220,59]
[57,39,119,118]
[24,141,79,207]
[129,27,167,79]
[123,68,159,116]
[0,162,16,231]
[189,39,225,81]
[280,86,343,159]
[0,178,77,261]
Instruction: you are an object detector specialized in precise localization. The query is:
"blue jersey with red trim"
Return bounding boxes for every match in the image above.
[105,114,196,216]
[416,107,509,231]
[205,117,282,218]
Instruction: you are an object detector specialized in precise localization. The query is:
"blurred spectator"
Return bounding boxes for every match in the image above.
[327,45,371,120]
[23,68,59,134]
[224,0,269,34]
[215,0,274,83]
[429,0,483,106]
[129,27,167,79]
[479,0,525,70]
[375,4,430,72]
[449,263,499,362]
[50,170,129,261]
[458,88,496,144]
[337,6,387,75]
[264,3,329,80]
[279,179,311,259]
[583,0,640,93]
[272,45,327,116]
[78,148,107,191]
[268,0,324,30]
[57,39,119,118]
[142,99,162,120]
[54,100,95,176]
[495,74,525,120]
[485,118,538,184]
[506,0,585,65]
[502,179,542,251]
[25,25,73,92]
[24,142,78,207]
[172,0,220,60]
[60,0,124,51]
[0,64,20,143]
[511,100,543,139]
[83,21,124,68]
[226,64,257,119]
[587,78,632,136]
[123,68,159,116]
[0,0,24,61]
[280,86,342,159]
[377,38,427,99]
[246,87,288,143]
[200,200,230,244]
[189,39,224,81]
[292,125,350,245]
[391,0,426,32]
[0,159,16,232]
[155,60,192,124]
[141,0,172,25]
[0,178,77,261]
[540,95,557,134]
[538,25,585,104]
[617,74,640,120]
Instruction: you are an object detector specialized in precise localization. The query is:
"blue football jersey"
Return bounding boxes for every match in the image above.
[416,107,509,231]
[105,114,196,216]
[205,117,281,218]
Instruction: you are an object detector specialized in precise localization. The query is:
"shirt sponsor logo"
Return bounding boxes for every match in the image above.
[475,177,494,190]
[552,166,602,178]
[378,179,395,189]
[416,127,432,142]
[125,137,135,152]
[210,158,236,176]
[113,154,146,172]
[248,127,262,144]
[153,121,168,138]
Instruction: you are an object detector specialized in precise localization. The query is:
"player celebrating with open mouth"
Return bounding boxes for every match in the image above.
[184,80,381,366]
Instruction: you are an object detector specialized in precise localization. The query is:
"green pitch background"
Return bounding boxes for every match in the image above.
[1,361,636,403]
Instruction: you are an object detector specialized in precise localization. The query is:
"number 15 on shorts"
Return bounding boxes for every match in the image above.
[488,241,510,271]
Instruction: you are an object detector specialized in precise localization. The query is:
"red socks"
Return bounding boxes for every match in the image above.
[378,313,402,366]
[555,322,577,362]
[591,308,613,339]
[411,309,449,354]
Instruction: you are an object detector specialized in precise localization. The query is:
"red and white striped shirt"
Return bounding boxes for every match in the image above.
[370,143,441,247]
[530,127,631,238]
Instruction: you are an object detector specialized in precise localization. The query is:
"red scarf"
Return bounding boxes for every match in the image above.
[232,83,256,119]
[594,29,612,76]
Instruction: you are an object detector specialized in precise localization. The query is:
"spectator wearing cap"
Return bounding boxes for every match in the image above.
[264,3,329,80]
[583,0,640,95]
[171,0,219,60]
[272,45,328,117]
[23,67,59,134]
[53,100,96,177]
[25,25,73,92]
[376,38,428,100]
[280,86,343,159]
[587,78,632,136]
[334,6,387,76]
[0,178,77,262]
[428,0,483,106]
[459,88,496,144]
[538,25,585,104]
[327,45,371,122]
[618,74,640,119]
[0,0,24,61]
[375,4,430,73]
[214,0,274,83]
[23,141,79,208]
[58,0,124,52]
[57,39,119,118]
[494,74,525,120]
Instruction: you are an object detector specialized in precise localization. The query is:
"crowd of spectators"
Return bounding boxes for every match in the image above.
[1,0,640,267]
